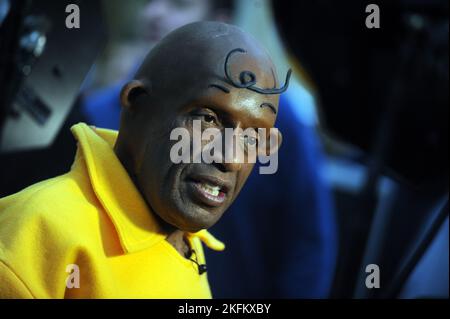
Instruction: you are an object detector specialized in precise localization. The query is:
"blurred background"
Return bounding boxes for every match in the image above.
[0,0,448,298]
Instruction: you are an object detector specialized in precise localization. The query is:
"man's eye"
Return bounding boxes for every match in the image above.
[244,135,258,146]
[191,111,217,124]
[203,115,216,123]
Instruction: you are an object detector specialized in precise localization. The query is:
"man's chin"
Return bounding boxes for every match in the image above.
[170,185,227,232]
[169,206,222,233]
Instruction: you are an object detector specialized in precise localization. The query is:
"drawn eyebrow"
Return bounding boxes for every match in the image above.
[224,48,292,95]
[208,84,276,114]
[260,102,277,114]
[208,83,230,94]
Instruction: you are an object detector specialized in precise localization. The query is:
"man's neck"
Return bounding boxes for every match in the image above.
[166,229,190,258]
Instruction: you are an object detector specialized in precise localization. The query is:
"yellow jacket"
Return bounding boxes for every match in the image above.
[0,123,224,298]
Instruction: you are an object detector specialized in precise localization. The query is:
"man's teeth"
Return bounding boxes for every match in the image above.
[199,183,221,197]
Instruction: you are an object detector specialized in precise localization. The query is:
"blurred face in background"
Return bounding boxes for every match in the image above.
[93,0,230,89]
[140,0,214,43]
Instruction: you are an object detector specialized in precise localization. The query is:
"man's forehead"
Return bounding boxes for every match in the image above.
[205,78,279,113]
[217,50,278,90]
[184,78,280,128]
[135,22,289,116]
[138,25,278,85]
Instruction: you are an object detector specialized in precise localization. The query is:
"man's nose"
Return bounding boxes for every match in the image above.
[207,135,243,172]
[209,147,243,172]
[212,159,242,173]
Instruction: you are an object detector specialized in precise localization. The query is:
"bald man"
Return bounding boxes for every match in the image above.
[0,22,290,298]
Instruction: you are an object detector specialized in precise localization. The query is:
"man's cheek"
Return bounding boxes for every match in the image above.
[242,163,256,180]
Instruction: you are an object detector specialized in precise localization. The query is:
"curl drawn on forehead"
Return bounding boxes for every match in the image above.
[224,48,292,95]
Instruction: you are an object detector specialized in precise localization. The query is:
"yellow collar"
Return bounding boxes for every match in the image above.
[70,123,224,254]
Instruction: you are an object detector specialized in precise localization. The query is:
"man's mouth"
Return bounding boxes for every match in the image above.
[186,175,231,208]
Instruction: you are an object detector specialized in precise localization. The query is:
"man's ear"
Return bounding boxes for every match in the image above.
[120,79,151,110]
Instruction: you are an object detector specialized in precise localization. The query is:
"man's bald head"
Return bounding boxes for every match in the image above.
[115,21,289,233]
[121,21,285,111]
